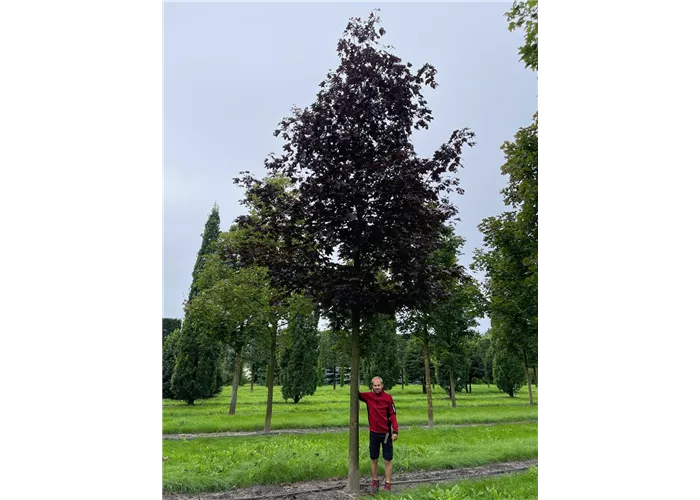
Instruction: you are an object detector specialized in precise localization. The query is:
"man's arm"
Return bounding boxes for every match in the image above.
[389,396,398,435]
[359,391,370,403]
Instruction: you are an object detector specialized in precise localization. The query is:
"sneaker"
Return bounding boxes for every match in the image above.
[370,479,379,495]
[385,482,392,492]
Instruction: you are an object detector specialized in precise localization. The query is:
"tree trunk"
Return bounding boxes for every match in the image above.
[250,364,255,392]
[333,366,337,390]
[433,360,438,390]
[401,368,405,390]
[423,334,434,427]
[264,324,277,433]
[347,307,361,492]
[449,368,456,408]
[229,348,242,415]
[524,352,534,406]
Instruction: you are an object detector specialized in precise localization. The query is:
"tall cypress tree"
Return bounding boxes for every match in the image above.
[170,203,225,404]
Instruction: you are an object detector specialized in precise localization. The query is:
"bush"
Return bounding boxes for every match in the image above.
[492,348,525,397]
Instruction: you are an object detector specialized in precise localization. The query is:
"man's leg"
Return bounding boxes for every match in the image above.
[369,433,380,495]
[383,438,394,491]
[371,459,379,481]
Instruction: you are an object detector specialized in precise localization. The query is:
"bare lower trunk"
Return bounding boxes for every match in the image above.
[228,348,242,415]
[423,334,434,427]
[401,368,405,390]
[264,325,277,433]
[347,307,361,493]
[433,360,438,390]
[333,366,337,390]
[449,368,456,408]
[250,365,255,392]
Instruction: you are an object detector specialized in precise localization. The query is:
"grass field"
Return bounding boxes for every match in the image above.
[163,383,538,434]
[162,383,538,494]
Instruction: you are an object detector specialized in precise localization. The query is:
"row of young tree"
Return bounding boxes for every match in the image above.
[163,2,537,492]
[164,297,534,404]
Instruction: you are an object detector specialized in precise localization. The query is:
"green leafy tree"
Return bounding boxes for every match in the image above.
[436,344,466,394]
[477,334,495,386]
[163,318,182,344]
[279,312,320,403]
[318,329,338,388]
[319,328,349,389]
[496,4,538,399]
[251,292,313,430]
[162,328,181,399]
[473,116,538,405]
[403,334,435,393]
[189,203,224,301]
[403,226,482,418]
[243,332,269,391]
[506,0,538,72]
[437,334,490,396]
[186,249,269,415]
[327,312,352,388]
[170,204,225,404]
[169,324,224,405]
[361,314,400,391]
[466,352,486,392]
[432,273,483,407]
[221,184,314,433]
[160,318,182,399]
[492,343,525,397]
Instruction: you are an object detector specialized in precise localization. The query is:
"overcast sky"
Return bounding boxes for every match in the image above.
[163,1,538,330]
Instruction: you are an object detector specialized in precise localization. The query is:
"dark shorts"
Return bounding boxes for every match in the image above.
[369,431,393,461]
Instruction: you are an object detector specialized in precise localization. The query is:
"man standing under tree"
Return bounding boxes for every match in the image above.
[359,376,399,495]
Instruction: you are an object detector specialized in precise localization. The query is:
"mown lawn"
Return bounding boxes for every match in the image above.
[163,384,538,434]
[162,422,538,493]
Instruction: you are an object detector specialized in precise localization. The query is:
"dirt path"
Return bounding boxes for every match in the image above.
[163,420,537,440]
[162,459,537,499]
